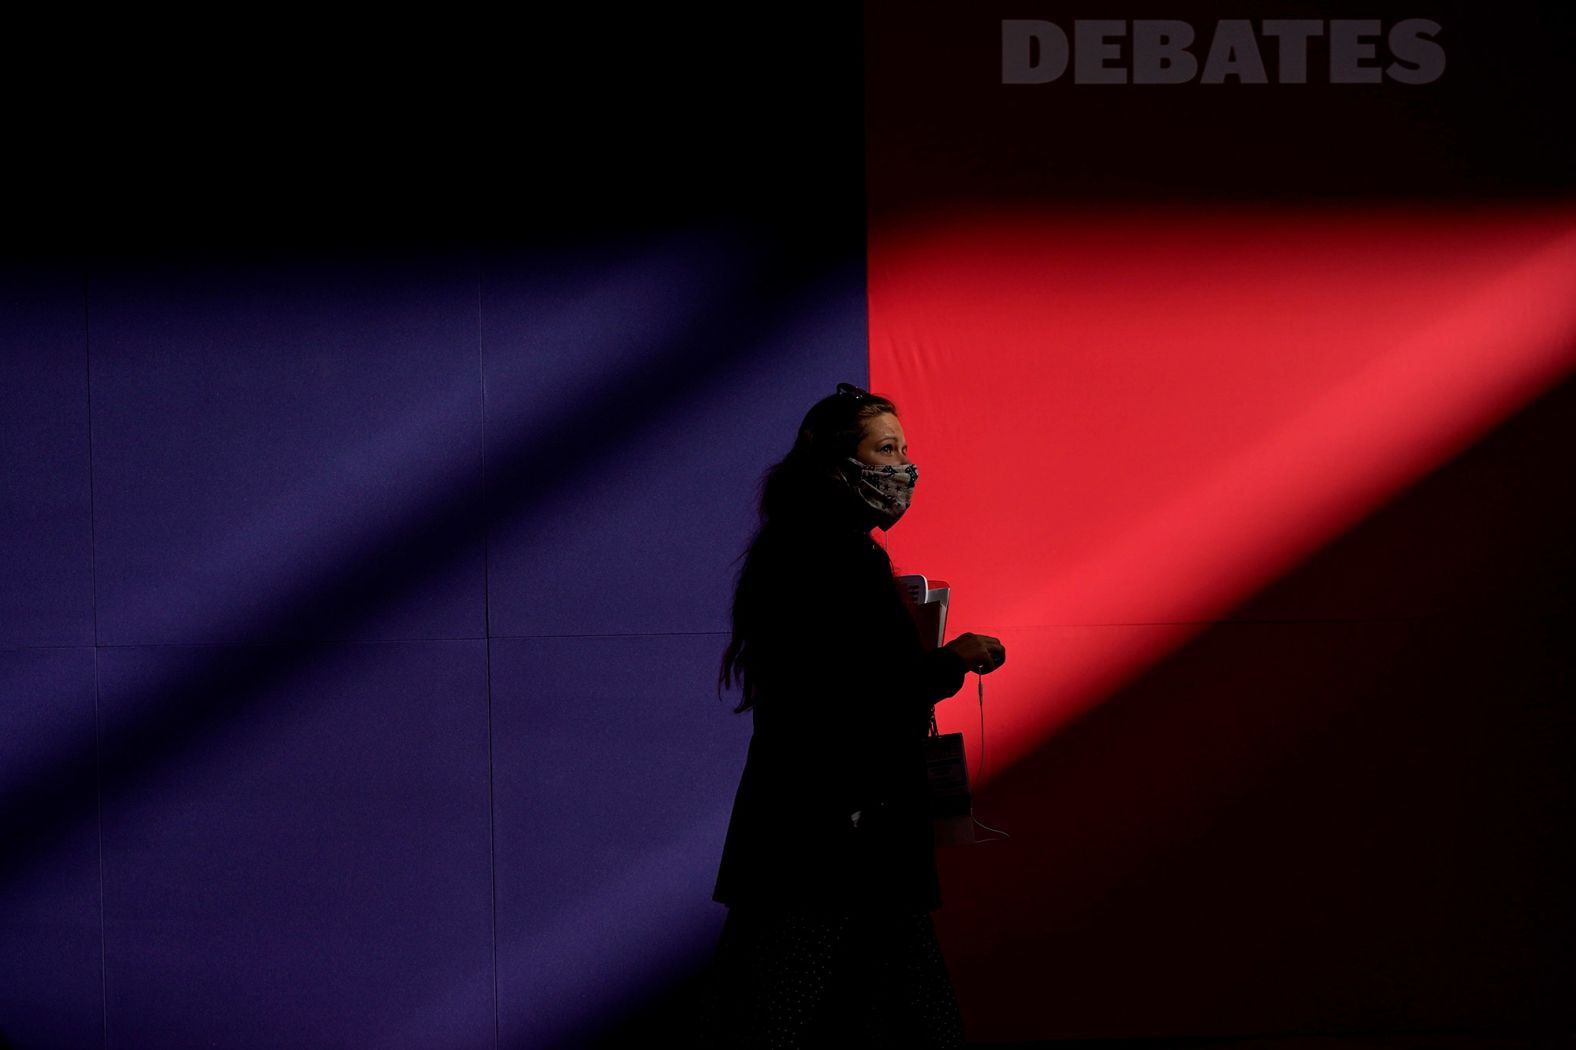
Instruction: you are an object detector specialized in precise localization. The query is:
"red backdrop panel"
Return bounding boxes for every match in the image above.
[869,206,1576,762]
[867,206,1576,1039]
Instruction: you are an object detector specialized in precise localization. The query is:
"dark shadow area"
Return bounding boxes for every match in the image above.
[583,367,1576,1044]
[563,961,719,1050]
[1,11,863,260]
[966,1036,1566,1049]
[937,368,1576,1040]
[865,0,1576,222]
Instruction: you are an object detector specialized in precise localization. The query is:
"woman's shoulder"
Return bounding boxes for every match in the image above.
[757,512,869,557]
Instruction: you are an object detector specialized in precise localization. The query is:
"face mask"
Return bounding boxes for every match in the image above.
[844,458,918,529]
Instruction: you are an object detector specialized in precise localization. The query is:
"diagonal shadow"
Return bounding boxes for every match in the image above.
[0,221,865,891]
[553,359,1576,1048]
[935,374,1576,1043]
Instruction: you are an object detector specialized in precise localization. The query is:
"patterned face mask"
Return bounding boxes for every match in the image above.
[845,458,918,529]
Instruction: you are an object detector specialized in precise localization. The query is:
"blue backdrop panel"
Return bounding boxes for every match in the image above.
[0,269,94,647]
[96,639,493,1050]
[481,234,869,638]
[0,647,102,1050]
[87,255,487,647]
[488,633,751,1048]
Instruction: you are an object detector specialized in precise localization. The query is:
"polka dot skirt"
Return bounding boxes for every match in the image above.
[704,905,966,1048]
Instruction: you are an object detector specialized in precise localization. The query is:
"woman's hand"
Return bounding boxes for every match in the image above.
[944,632,1006,675]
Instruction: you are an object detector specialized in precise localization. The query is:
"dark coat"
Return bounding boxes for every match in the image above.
[713,484,968,912]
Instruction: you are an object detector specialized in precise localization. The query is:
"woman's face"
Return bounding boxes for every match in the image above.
[855,412,909,467]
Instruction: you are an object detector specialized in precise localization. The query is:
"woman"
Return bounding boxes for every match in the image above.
[709,382,1006,1047]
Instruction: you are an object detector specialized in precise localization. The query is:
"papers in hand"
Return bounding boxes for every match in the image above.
[895,574,949,650]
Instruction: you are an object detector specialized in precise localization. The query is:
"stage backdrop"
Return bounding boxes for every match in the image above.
[0,12,868,1050]
[2,4,1573,1049]
[867,1,1575,1043]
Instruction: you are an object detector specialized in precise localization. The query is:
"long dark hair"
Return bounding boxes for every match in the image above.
[719,382,899,712]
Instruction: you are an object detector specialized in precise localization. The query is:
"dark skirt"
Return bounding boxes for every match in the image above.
[703,904,966,1049]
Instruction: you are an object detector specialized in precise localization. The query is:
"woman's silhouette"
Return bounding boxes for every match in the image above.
[709,383,1005,1047]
